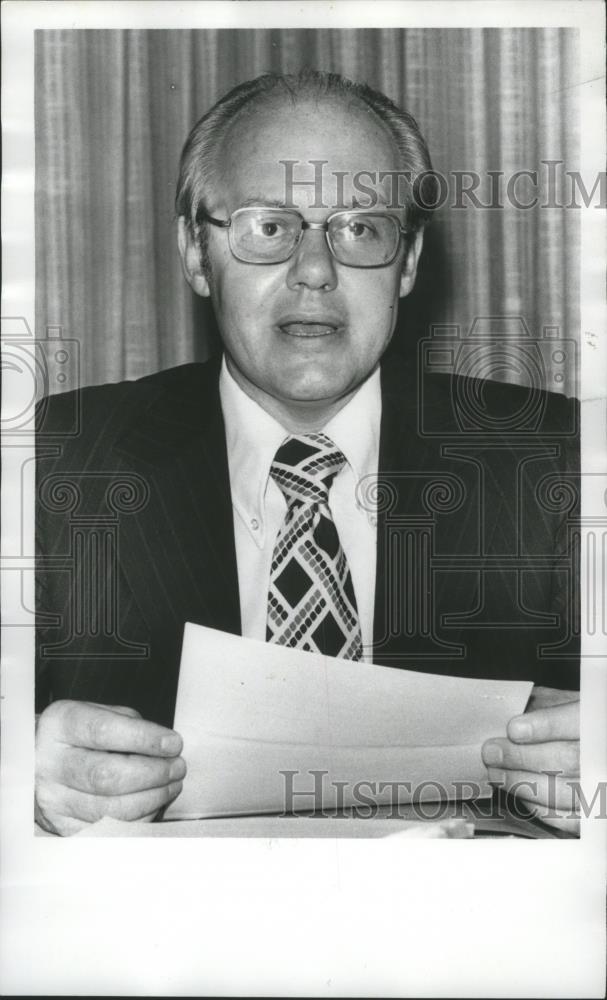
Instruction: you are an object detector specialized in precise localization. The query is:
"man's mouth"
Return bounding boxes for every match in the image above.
[277,316,342,338]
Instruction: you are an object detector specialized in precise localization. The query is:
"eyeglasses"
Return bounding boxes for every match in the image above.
[196,206,409,268]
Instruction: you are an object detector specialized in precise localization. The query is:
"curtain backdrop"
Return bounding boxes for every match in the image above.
[35,28,580,395]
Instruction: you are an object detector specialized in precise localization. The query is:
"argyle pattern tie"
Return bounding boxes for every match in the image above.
[266,433,363,660]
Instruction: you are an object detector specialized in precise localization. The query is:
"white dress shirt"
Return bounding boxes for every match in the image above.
[219,357,381,659]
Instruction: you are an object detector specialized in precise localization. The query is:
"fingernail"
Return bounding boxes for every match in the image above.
[483,743,503,766]
[509,719,532,741]
[487,768,505,785]
[161,733,182,754]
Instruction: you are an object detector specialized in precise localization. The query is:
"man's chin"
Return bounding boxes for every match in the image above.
[275,376,356,407]
[228,355,367,421]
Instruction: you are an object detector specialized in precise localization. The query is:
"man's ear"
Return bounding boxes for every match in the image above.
[177,216,211,297]
[399,228,425,298]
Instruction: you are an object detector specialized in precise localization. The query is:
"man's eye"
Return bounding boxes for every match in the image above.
[342,219,377,239]
[257,220,284,238]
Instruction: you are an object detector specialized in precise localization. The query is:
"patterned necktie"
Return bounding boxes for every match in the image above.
[266,433,363,660]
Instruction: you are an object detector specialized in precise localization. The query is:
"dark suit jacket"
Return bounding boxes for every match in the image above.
[36,354,580,727]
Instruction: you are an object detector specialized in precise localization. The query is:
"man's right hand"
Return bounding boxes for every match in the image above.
[35,700,186,836]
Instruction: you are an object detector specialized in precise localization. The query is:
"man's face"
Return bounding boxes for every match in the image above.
[179,95,423,418]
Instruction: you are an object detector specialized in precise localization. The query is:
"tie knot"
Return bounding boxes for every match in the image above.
[270,433,347,507]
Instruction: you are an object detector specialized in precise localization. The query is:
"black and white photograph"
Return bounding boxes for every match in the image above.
[2,1,606,995]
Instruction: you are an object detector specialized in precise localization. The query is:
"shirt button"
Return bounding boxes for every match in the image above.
[251,518,259,531]
[368,514,378,527]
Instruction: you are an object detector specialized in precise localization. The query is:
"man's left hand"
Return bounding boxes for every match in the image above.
[482,687,580,834]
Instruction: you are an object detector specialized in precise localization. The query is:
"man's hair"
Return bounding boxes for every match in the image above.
[176,69,437,269]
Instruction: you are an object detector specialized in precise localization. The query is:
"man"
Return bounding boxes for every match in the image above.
[35,71,580,836]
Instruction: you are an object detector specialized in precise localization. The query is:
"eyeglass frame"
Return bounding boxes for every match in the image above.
[195,205,411,269]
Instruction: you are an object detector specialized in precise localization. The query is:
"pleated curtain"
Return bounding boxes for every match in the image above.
[35,29,579,395]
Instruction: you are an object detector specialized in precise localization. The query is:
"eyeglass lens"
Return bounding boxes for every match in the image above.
[230,209,401,266]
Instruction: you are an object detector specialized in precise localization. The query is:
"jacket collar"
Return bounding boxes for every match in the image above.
[114,356,242,648]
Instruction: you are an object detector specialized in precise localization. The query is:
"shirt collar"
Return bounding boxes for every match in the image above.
[220,357,288,546]
[322,365,381,492]
[219,356,381,545]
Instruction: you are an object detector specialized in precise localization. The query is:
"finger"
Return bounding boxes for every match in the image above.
[534,813,580,835]
[507,699,579,743]
[46,701,183,756]
[486,767,579,812]
[92,704,143,719]
[527,687,579,711]
[138,812,162,824]
[500,794,580,836]
[46,780,184,825]
[482,738,579,777]
[57,748,187,796]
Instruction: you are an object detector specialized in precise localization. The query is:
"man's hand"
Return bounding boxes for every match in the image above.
[482,687,580,834]
[35,700,186,836]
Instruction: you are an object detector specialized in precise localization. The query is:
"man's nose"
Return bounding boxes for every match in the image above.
[285,229,338,291]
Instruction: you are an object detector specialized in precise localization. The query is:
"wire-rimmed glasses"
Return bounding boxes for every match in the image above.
[196,206,409,268]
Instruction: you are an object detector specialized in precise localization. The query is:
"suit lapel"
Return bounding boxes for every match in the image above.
[114,359,241,658]
[374,359,429,663]
[372,359,467,669]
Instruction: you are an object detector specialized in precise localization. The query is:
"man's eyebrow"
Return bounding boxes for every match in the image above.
[355,198,391,210]
[238,197,290,209]
[235,195,397,212]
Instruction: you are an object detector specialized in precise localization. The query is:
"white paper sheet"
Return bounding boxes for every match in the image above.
[74,815,475,839]
[165,623,533,820]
